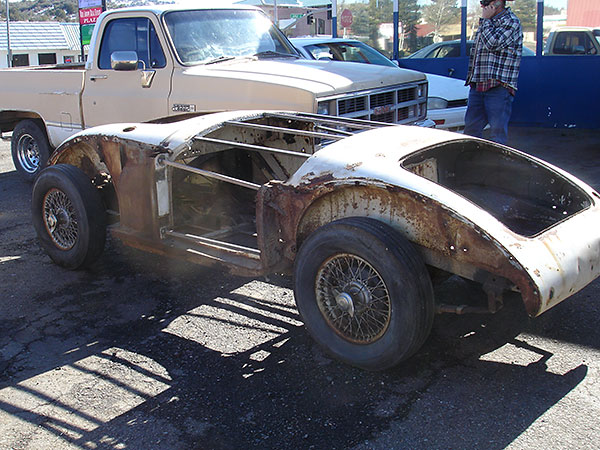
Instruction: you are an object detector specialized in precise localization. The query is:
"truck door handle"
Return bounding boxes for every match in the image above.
[448,68,455,77]
[90,75,108,81]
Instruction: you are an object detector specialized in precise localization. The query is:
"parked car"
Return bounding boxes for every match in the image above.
[291,37,468,131]
[406,39,535,58]
[32,110,600,370]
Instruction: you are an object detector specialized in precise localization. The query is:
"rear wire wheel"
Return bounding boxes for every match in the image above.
[316,253,392,344]
[294,217,434,370]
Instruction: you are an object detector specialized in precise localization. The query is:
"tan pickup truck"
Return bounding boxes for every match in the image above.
[0,4,428,181]
[544,27,600,55]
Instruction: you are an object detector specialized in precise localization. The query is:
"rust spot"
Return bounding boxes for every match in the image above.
[345,162,363,171]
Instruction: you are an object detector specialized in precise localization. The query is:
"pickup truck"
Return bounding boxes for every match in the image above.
[544,26,600,55]
[0,4,428,181]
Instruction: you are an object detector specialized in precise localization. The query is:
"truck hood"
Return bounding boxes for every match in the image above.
[183,58,426,97]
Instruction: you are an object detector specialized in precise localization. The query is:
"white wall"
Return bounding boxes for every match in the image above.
[0,49,81,68]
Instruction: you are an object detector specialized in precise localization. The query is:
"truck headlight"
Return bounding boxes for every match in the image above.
[427,97,448,110]
[317,101,332,115]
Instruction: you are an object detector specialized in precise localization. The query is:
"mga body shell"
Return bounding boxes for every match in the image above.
[51,111,600,318]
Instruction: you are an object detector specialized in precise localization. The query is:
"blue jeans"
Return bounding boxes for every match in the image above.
[464,86,514,145]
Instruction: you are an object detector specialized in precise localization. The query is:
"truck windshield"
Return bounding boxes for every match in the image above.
[164,9,298,65]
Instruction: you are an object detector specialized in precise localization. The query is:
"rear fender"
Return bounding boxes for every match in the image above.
[258,180,540,314]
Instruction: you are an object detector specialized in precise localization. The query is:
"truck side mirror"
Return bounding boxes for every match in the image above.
[111,51,139,71]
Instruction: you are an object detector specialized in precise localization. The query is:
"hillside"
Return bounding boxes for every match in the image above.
[0,0,175,22]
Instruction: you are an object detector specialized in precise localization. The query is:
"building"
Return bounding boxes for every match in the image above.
[567,0,600,27]
[235,0,332,37]
[0,22,81,69]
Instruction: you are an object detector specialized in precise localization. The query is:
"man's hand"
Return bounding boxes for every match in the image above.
[482,3,499,19]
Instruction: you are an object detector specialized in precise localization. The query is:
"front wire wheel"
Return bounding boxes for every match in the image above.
[43,188,79,250]
[316,253,391,344]
[32,164,106,270]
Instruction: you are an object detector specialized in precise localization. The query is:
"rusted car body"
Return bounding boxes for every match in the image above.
[33,111,600,370]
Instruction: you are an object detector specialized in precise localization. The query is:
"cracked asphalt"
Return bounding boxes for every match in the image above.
[1,128,599,449]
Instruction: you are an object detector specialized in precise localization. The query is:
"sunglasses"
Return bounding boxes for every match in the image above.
[480,0,495,5]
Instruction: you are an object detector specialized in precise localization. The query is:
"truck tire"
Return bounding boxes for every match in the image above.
[32,164,106,270]
[294,217,434,371]
[11,120,51,182]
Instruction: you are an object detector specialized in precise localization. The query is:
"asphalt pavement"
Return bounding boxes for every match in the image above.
[0,127,599,450]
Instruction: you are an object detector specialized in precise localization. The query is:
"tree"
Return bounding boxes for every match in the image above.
[422,0,460,41]
[544,6,561,15]
[511,0,537,31]
[344,0,420,53]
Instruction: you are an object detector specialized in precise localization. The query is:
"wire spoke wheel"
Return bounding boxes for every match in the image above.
[16,133,41,174]
[43,188,79,250]
[33,164,107,269]
[316,253,391,344]
[294,217,434,370]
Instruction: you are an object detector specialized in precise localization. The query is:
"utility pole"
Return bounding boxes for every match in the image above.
[5,0,12,67]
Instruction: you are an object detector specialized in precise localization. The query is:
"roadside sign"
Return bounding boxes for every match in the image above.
[290,14,304,19]
[81,24,95,46]
[78,0,106,57]
[79,7,102,25]
[340,9,353,28]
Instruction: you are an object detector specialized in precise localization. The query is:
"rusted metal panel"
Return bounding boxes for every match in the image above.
[257,180,540,315]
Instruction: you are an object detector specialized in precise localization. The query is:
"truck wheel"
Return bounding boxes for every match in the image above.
[32,164,106,270]
[11,120,51,182]
[294,217,434,371]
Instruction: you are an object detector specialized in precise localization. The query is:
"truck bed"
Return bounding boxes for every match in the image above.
[0,68,85,146]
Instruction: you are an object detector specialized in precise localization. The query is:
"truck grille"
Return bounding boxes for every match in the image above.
[322,82,428,125]
[338,97,367,115]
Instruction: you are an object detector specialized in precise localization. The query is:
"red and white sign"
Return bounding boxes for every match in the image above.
[340,9,353,28]
[79,7,102,25]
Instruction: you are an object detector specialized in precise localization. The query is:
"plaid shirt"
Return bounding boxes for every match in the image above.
[466,7,523,91]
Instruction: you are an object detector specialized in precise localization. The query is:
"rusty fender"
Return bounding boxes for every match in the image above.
[257,178,540,315]
[52,134,166,239]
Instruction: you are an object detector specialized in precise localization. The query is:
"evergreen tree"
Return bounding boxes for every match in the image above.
[511,0,537,31]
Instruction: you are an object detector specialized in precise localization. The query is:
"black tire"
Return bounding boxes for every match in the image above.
[32,164,106,270]
[11,120,51,182]
[294,217,434,371]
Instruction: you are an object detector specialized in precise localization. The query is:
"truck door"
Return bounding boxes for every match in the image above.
[82,15,172,127]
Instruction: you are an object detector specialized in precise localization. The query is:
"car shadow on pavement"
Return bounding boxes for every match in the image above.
[0,243,593,450]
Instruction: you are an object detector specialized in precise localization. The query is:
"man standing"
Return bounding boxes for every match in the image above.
[464,0,523,145]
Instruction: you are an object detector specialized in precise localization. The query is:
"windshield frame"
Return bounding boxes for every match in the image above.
[161,8,300,66]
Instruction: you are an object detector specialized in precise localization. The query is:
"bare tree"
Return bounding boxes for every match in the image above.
[422,0,460,41]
